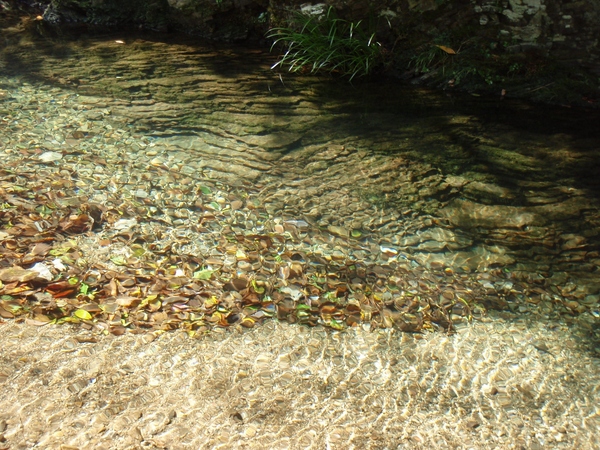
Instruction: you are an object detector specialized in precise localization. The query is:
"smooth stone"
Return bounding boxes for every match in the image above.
[328,225,349,238]
[440,199,543,229]
[413,246,515,271]
[415,240,447,252]
[400,227,472,249]
[237,132,302,150]
[463,180,515,202]
[38,151,63,162]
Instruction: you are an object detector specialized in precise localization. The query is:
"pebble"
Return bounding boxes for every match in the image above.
[38,151,63,162]
[150,157,167,167]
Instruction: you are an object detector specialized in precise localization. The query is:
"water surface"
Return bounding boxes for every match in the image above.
[1,22,600,449]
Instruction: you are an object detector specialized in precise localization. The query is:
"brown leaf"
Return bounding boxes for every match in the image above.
[109,325,127,335]
[0,305,14,318]
[0,266,39,283]
[436,45,456,55]
[224,277,248,292]
[108,278,119,296]
[242,292,261,305]
[30,242,53,256]
[240,316,256,328]
[25,318,50,326]
[320,304,338,315]
[4,285,35,295]
[116,296,141,307]
[81,203,105,225]
[60,213,93,234]
[151,311,168,324]
[46,281,77,298]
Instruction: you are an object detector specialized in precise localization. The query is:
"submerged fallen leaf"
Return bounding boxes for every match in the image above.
[206,201,221,211]
[25,318,50,326]
[110,325,127,335]
[74,309,93,320]
[110,255,127,266]
[193,268,214,280]
[38,151,63,163]
[224,277,248,292]
[60,214,94,234]
[3,284,33,295]
[45,281,77,298]
[29,262,54,281]
[116,296,141,307]
[0,305,14,319]
[31,243,53,256]
[240,316,256,328]
[327,225,349,238]
[0,267,39,283]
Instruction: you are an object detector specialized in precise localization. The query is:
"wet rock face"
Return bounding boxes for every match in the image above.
[36,0,600,78]
[40,0,269,39]
[165,0,269,41]
[42,0,171,30]
[481,0,600,74]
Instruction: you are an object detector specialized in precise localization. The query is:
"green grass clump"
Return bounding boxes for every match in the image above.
[267,7,382,81]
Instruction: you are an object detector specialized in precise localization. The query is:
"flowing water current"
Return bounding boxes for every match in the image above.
[0,22,599,449]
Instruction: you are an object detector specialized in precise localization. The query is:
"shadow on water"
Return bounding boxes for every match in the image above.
[2,23,599,211]
[0,13,80,69]
[3,23,598,201]
[312,79,600,194]
[3,24,600,217]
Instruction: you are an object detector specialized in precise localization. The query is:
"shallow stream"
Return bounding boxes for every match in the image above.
[1,20,599,449]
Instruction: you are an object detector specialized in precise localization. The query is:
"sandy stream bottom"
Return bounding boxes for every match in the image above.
[0,317,598,450]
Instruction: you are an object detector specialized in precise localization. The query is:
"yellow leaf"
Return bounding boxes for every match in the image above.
[436,45,456,55]
[74,309,93,320]
[204,296,219,309]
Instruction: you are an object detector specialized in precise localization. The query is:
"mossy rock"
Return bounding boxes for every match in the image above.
[45,0,170,30]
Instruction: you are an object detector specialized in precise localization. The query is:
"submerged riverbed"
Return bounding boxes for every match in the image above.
[1,16,599,449]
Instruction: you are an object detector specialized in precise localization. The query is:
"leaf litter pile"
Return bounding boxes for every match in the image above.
[0,136,488,338]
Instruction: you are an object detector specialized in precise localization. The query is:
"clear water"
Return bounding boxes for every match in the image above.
[2,29,600,332]
[1,24,600,449]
